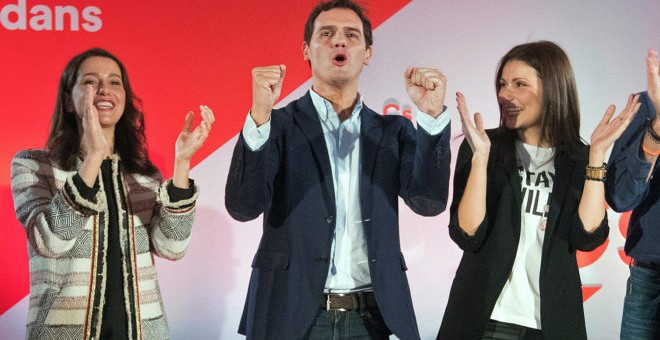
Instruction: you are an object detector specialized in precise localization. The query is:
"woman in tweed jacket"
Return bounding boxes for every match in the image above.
[10,48,214,340]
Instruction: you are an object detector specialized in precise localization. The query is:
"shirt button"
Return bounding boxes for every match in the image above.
[320,257,329,264]
[326,215,334,224]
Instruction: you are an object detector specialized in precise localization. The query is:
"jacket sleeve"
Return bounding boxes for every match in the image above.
[11,150,100,258]
[447,140,490,252]
[562,148,609,251]
[149,175,199,261]
[399,119,451,216]
[605,92,657,212]
[225,132,274,221]
[569,214,609,251]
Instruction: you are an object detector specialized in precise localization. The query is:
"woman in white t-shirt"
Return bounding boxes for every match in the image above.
[438,41,640,340]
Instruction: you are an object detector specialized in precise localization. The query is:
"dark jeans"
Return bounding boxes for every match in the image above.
[621,264,660,340]
[304,307,391,340]
[483,319,543,340]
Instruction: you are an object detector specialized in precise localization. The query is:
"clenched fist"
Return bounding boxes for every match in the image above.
[251,65,286,126]
[404,67,447,118]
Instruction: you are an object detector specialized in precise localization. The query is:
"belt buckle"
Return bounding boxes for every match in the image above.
[325,293,348,311]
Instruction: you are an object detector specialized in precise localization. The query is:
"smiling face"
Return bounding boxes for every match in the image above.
[303,7,372,92]
[68,56,126,128]
[498,60,544,145]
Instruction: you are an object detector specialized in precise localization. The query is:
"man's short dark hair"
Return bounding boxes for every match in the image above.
[304,0,373,48]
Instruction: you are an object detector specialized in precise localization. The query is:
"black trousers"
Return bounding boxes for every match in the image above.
[483,319,543,340]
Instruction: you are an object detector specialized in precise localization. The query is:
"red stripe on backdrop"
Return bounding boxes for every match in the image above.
[0,0,410,315]
[581,285,602,303]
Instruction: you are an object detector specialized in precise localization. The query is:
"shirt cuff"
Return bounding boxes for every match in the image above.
[242,111,271,151]
[72,173,99,201]
[415,106,450,135]
[167,179,196,202]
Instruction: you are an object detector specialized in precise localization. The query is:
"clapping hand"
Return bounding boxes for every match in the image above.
[175,105,215,163]
[590,94,641,158]
[456,92,490,158]
[648,49,660,112]
[80,84,111,158]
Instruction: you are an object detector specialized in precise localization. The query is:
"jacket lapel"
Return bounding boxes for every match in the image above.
[359,108,383,220]
[495,130,523,241]
[545,150,578,243]
[507,155,524,242]
[295,92,336,209]
[538,149,578,274]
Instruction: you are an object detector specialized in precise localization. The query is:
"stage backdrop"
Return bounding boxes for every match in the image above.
[1,0,658,339]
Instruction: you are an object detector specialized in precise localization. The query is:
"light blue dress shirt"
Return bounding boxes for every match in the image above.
[242,89,450,293]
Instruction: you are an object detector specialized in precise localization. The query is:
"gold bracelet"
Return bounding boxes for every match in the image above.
[585,163,607,182]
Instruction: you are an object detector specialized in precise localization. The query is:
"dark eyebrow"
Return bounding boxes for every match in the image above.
[317,25,337,32]
[81,72,122,79]
[317,25,362,35]
[500,77,530,83]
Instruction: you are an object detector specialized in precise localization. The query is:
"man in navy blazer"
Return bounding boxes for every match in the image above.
[225,1,451,338]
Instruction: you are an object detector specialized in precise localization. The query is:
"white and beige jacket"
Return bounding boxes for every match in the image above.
[11,149,198,340]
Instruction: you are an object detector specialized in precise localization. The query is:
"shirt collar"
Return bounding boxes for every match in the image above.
[309,88,363,123]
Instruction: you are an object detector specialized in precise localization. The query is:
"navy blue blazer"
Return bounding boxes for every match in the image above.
[225,92,451,340]
[606,92,660,264]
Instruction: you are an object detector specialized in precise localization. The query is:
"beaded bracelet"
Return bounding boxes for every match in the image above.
[585,163,607,182]
[642,144,660,156]
[647,123,660,144]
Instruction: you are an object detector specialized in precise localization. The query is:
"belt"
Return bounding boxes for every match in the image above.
[322,291,378,311]
[634,260,660,271]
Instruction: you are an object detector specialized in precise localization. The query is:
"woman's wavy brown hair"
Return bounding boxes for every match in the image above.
[47,48,157,175]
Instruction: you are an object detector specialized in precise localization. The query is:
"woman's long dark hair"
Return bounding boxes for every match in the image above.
[47,48,157,175]
[495,40,583,154]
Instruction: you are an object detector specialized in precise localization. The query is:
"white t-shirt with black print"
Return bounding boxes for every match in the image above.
[491,141,555,329]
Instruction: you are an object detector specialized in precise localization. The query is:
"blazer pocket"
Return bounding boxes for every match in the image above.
[251,249,289,271]
[399,253,408,271]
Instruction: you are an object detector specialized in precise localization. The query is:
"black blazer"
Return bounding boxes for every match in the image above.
[225,92,451,340]
[438,129,608,340]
